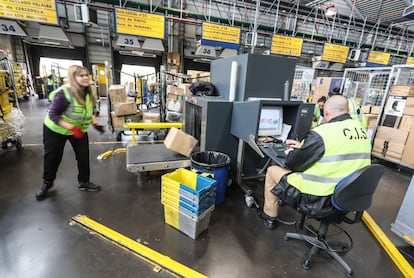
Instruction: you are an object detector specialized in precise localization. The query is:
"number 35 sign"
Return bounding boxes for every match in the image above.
[0,19,27,36]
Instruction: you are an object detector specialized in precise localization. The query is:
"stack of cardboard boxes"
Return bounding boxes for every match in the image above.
[362,105,380,130]
[109,85,140,128]
[165,84,192,122]
[372,85,414,165]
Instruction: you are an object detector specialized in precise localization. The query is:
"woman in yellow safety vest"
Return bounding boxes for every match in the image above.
[312,96,327,128]
[36,65,105,201]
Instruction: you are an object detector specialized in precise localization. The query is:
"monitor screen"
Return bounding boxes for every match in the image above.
[258,106,283,137]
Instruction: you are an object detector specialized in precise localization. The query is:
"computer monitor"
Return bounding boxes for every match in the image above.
[258,106,283,137]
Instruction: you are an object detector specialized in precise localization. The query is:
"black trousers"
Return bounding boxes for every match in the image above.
[43,124,90,184]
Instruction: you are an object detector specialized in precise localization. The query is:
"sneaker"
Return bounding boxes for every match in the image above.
[257,209,278,230]
[78,181,101,192]
[35,182,54,201]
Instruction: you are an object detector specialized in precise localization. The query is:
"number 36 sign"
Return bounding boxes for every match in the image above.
[0,19,27,36]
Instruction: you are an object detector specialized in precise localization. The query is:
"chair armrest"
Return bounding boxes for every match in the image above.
[343,211,363,224]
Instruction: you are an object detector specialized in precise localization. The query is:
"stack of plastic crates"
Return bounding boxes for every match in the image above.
[161,168,217,239]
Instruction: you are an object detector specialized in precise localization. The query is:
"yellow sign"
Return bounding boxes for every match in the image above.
[407,57,414,65]
[202,22,240,45]
[271,35,303,57]
[115,8,165,39]
[0,0,58,25]
[368,51,390,65]
[322,43,349,63]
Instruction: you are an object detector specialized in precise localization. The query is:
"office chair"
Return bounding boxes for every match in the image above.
[284,164,384,278]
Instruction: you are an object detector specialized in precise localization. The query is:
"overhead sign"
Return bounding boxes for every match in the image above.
[407,57,414,65]
[0,19,26,36]
[115,8,165,40]
[115,34,140,48]
[271,35,303,57]
[368,51,390,65]
[201,22,240,50]
[0,0,58,25]
[322,43,349,63]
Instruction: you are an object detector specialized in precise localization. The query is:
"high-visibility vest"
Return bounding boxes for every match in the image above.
[348,98,367,128]
[312,105,322,128]
[287,118,371,196]
[44,85,93,135]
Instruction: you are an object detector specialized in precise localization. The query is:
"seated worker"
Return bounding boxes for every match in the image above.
[329,87,367,129]
[257,95,372,229]
[312,96,327,127]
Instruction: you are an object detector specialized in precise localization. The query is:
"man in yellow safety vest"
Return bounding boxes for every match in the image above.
[257,95,372,229]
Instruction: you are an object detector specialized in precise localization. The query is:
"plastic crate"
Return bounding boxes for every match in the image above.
[161,184,216,209]
[161,189,216,216]
[163,203,214,239]
[161,168,217,199]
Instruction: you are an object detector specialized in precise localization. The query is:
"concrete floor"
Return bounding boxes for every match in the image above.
[0,97,412,278]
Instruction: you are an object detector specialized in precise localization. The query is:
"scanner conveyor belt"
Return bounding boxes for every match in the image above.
[126,144,191,173]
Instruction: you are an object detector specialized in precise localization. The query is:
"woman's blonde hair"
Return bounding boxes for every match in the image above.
[67,65,96,106]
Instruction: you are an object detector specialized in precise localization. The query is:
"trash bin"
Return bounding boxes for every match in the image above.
[190,151,231,205]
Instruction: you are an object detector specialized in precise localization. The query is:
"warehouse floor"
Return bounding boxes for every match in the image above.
[1,97,413,278]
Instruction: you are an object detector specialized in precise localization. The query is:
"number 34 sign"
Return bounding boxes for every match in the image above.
[0,19,27,36]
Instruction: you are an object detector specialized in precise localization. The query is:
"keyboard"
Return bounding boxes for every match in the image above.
[260,143,286,158]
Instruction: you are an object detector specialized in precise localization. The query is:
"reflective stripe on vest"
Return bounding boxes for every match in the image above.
[44,85,93,135]
[287,118,371,196]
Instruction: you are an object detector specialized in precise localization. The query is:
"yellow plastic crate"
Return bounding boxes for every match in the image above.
[0,103,13,117]
[162,168,198,191]
[0,93,9,106]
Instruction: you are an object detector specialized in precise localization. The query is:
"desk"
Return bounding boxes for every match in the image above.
[235,139,286,185]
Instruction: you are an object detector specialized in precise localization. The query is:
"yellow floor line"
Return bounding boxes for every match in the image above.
[362,212,414,278]
[71,214,207,278]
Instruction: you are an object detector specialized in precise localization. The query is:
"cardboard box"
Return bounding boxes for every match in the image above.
[361,105,371,114]
[110,111,124,128]
[167,85,184,96]
[403,97,414,115]
[109,85,127,104]
[399,115,414,131]
[166,99,183,112]
[390,85,414,97]
[365,114,378,129]
[372,126,409,161]
[114,102,137,116]
[179,83,193,95]
[381,115,401,128]
[164,127,198,157]
[167,93,180,101]
[167,53,181,65]
[401,130,414,165]
[142,112,160,123]
[384,96,406,116]
[370,106,381,114]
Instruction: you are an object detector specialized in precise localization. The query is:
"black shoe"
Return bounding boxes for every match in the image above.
[78,181,101,192]
[35,182,54,201]
[257,209,278,230]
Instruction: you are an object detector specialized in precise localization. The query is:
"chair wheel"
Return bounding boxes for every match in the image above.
[283,235,289,241]
[345,271,353,278]
[244,193,255,208]
[302,260,311,270]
